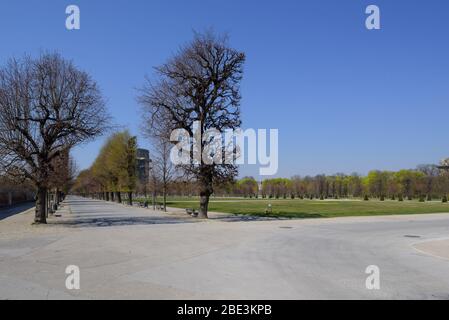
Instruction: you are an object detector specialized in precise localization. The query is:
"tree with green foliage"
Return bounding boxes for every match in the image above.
[78,131,137,204]
[106,131,137,205]
[394,170,424,200]
[237,177,259,198]
[366,171,389,199]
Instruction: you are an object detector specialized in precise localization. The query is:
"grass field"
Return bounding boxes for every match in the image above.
[156,198,449,219]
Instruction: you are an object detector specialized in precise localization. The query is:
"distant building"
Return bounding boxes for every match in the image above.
[136,148,151,186]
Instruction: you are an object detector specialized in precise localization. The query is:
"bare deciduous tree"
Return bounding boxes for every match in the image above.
[0,53,109,223]
[139,31,245,218]
[153,132,174,212]
[48,147,78,205]
[141,109,174,212]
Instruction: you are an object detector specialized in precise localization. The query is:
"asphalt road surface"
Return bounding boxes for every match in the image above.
[1,196,449,299]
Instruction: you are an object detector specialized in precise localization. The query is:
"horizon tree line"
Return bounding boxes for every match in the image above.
[234,165,449,202]
[72,161,449,205]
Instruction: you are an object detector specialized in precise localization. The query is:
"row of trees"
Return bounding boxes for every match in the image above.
[73,131,138,205]
[101,164,447,202]
[234,166,449,201]
[72,127,178,211]
[74,164,449,203]
[1,31,242,222]
[0,53,109,223]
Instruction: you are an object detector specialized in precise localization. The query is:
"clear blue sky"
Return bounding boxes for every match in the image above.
[1,0,448,178]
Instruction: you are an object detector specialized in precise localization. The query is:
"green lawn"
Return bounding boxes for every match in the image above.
[136,196,250,202]
[162,198,449,219]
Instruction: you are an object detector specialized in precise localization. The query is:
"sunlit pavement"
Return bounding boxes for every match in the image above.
[1,196,449,299]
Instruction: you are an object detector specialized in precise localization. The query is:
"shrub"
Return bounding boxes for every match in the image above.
[443,195,448,203]
[398,194,404,201]
[364,195,369,201]
[380,195,385,201]
[320,194,324,200]
[419,195,425,202]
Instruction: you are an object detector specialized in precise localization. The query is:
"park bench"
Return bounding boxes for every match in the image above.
[186,208,198,217]
[138,201,149,208]
[154,203,166,211]
[134,200,149,208]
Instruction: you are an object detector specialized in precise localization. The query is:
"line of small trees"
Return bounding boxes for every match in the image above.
[72,129,176,211]
[120,164,449,203]
[72,162,449,211]
[232,166,449,202]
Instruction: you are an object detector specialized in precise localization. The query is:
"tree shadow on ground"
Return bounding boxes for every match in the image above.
[211,212,323,222]
[51,215,199,228]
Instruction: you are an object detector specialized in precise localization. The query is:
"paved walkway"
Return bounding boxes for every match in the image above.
[1,196,449,299]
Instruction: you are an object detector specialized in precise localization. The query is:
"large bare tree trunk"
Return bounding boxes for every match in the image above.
[198,177,213,219]
[116,192,122,203]
[163,186,167,212]
[198,168,213,219]
[35,186,47,224]
[152,191,156,210]
[127,192,133,205]
[55,188,59,206]
[198,192,210,219]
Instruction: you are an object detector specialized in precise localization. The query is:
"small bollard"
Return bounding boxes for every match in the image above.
[265,203,272,214]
